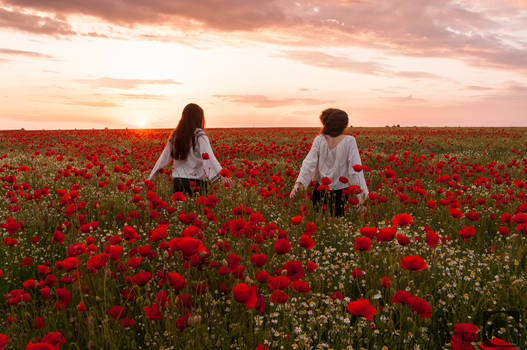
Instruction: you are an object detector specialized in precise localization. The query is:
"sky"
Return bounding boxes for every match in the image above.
[1,0,527,129]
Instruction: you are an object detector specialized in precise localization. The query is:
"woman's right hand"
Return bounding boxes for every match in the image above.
[289,182,304,199]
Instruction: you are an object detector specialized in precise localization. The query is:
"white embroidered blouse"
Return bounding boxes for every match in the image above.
[295,134,369,198]
[147,128,222,183]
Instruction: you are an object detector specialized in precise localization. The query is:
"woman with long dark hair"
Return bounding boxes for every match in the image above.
[289,108,368,216]
[146,103,231,195]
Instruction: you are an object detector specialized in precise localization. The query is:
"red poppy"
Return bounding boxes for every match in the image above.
[392,213,413,227]
[299,234,315,249]
[409,296,432,318]
[359,227,377,238]
[306,261,317,272]
[391,290,414,304]
[144,303,163,320]
[396,233,411,246]
[497,226,510,235]
[381,276,391,288]
[331,291,343,300]
[268,275,290,290]
[347,299,376,320]
[354,236,372,251]
[282,260,305,281]
[121,318,136,327]
[250,254,267,267]
[352,164,364,172]
[274,238,291,254]
[232,283,258,308]
[167,272,186,291]
[320,177,332,185]
[220,169,231,178]
[172,192,186,202]
[458,226,476,241]
[425,231,439,247]
[0,334,8,350]
[480,337,517,349]
[33,316,45,329]
[41,331,66,348]
[132,271,151,286]
[178,237,205,257]
[107,305,126,321]
[453,323,479,342]
[401,255,427,271]
[256,270,269,283]
[56,288,71,303]
[149,225,167,242]
[270,289,288,303]
[201,152,210,160]
[352,268,363,278]
[77,302,87,312]
[305,222,317,235]
[449,208,464,219]
[377,227,396,242]
[60,257,81,271]
[512,212,527,223]
[291,215,303,225]
[465,211,480,221]
[383,169,396,178]
[26,342,55,350]
[291,279,310,293]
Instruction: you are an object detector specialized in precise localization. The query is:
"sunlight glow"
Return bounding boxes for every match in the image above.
[136,119,147,128]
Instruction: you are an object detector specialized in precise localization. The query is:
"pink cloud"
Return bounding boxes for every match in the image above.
[213,94,335,108]
[0,7,74,35]
[5,0,524,72]
[75,77,182,89]
[0,48,54,59]
[279,50,439,78]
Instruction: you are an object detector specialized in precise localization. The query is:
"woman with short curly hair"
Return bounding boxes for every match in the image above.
[290,108,368,216]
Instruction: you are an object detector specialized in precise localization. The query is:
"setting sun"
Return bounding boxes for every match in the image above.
[136,119,147,128]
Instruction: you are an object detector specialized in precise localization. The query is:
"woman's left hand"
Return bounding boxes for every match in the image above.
[289,182,304,199]
[221,176,233,187]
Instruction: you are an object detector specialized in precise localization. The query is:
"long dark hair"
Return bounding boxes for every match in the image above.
[170,103,205,160]
[320,108,348,137]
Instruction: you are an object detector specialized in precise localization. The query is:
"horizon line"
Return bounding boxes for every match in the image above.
[2,125,527,132]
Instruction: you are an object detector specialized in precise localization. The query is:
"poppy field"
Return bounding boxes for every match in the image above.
[0,127,526,350]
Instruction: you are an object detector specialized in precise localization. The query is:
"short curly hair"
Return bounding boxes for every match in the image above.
[320,108,348,137]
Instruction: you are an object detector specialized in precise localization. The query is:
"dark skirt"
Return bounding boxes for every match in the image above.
[311,184,347,217]
[173,177,207,196]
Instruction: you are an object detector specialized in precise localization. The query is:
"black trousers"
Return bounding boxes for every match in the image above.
[172,177,207,196]
[312,184,346,217]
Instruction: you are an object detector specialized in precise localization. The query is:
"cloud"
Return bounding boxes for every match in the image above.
[75,77,182,89]
[278,50,385,75]
[279,50,439,78]
[466,85,493,91]
[0,48,54,59]
[0,7,74,35]
[0,112,123,128]
[213,94,335,108]
[2,0,526,72]
[1,0,295,31]
[383,95,426,103]
[119,93,166,100]
[64,100,119,107]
